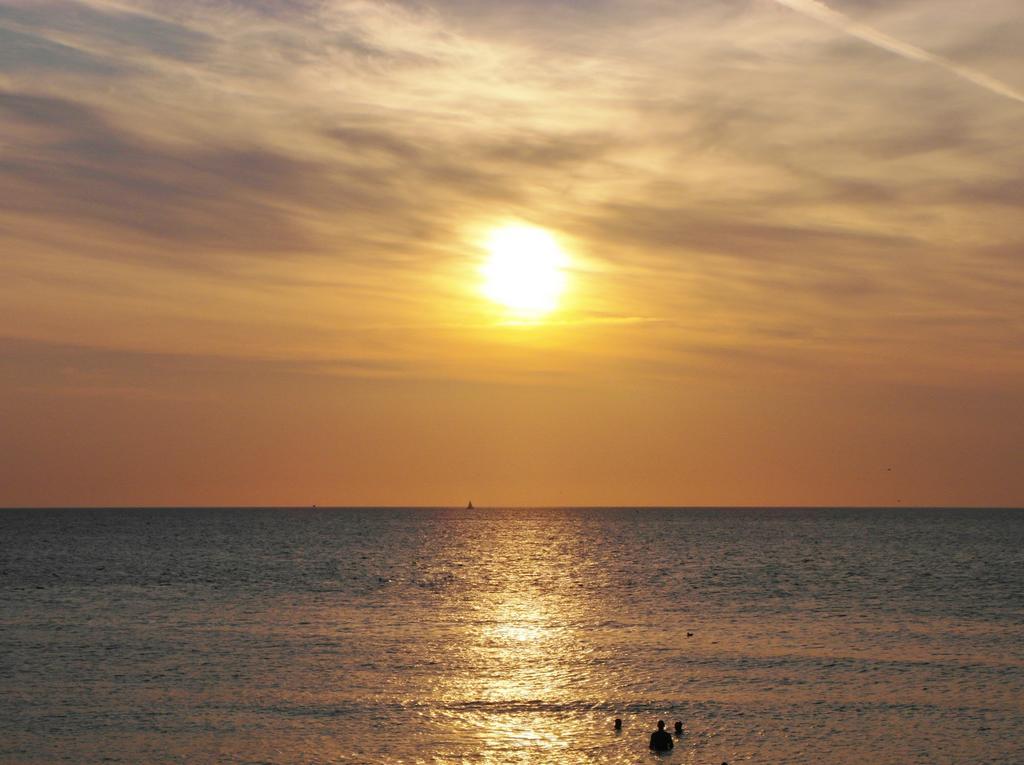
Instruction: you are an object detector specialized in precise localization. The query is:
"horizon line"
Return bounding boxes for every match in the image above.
[2,504,1022,511]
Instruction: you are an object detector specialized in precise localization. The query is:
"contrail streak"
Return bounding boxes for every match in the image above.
[773,0,1024,105]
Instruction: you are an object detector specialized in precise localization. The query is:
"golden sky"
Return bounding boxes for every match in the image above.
[1,0,1022,506]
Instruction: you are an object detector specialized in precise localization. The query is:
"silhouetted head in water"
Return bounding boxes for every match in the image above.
[674,721,683,735]
[657,720,665,730]
[614,718,622,730]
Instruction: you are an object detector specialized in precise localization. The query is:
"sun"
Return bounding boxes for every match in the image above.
[480,224,568,317]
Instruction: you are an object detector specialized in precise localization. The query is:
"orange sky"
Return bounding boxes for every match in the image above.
[1,0,1022,506]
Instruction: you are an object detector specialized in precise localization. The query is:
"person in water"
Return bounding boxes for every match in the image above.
[649,720,674,751]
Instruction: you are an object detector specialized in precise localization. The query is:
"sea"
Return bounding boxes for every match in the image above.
[1,507,1022,764]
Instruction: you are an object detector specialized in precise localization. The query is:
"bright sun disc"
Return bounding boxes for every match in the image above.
[480,225,568,316]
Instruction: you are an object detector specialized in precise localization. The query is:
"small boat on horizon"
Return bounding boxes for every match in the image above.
[466,500,474,509]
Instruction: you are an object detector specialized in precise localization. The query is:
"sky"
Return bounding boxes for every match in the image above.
[1,0,1022,507]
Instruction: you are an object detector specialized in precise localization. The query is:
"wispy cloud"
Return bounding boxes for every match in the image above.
[772,0,1024,105]
[1,0,1022,382]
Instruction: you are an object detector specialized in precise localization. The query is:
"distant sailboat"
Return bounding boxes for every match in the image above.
[466,500,474,509]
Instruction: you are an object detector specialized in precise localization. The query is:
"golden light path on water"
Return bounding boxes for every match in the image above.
[425,518,603,762]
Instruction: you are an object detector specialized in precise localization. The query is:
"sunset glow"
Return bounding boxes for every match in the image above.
[0,0,1022,507]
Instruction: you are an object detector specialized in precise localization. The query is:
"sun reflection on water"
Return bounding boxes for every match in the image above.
[428,517,603,759]
[489,623,544,643]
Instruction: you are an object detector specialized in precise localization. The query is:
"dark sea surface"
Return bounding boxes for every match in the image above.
[1,507,1022,764]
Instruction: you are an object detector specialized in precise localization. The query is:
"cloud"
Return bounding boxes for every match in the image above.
[0,91,330,256]
[0,335,406,394]
[772,0,1024,105]
[0,1,212,62]
[579,201,915,264]
[1,0,1022,387]
[0,25,124,74]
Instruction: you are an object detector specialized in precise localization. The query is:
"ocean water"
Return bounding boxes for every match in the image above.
[1,507,1022,764]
